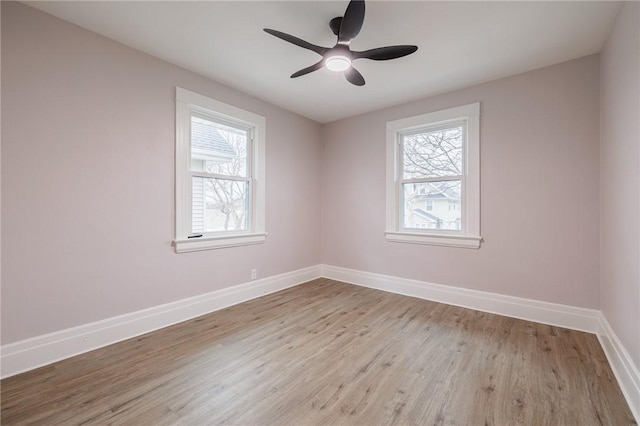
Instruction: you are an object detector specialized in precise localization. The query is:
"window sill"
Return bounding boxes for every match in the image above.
[174,232,267,253]
[385,231,482,249]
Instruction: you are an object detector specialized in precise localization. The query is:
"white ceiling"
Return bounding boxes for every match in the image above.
[25,1,621,123]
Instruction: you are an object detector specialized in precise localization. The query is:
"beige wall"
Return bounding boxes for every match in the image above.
[322,55,601,308]
[600,1,640,370]
[1,2,322,344]
[2,1,634,374]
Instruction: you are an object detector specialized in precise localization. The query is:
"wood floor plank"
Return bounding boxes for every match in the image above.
[1,278,635,425]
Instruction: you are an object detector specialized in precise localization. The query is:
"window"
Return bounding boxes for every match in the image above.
[385,103,481,248]
[174,88,266,253]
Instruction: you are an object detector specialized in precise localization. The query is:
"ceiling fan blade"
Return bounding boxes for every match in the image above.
[353,45,418,61]
[338,0,365,44]
[263,29,328,56]
[345,67,365,86]
[291,60,324,78]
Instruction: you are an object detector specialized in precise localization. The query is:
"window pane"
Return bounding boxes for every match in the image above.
[192,177,248,233]
[402,125,463,179]
[402,181,461,230]
[191,115,248,177]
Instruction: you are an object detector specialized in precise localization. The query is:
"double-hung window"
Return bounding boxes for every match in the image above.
[174,88,266,253]
[386,103,481,248]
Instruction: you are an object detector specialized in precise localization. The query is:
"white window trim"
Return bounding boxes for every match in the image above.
[385,103,481,249]
[174,87,266,253]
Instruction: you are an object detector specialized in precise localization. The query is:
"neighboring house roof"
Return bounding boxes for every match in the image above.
[439,184,461,199]
[192,118,236,157]
[426,193,448,200]
[415,183,461,200]
[413,209,441,222]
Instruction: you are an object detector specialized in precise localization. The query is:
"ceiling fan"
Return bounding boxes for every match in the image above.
[264,0,418,86]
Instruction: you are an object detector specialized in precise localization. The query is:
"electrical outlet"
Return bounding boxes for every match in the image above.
[251,269,257,280]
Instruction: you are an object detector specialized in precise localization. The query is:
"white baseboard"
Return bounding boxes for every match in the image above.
[321,264,600,333]
[597,314,640,422]
[321,264,638,422]
[3,262,637,423]
[0,265,322,379]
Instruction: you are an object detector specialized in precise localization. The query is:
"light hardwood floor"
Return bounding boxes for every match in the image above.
[1,279,635,425]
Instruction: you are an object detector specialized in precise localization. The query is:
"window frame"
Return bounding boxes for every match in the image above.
[174,87,266,253]
[385,103,481,249]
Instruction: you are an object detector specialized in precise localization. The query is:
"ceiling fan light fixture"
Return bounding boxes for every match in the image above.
[325,55,352,72]
[265,0,418,85]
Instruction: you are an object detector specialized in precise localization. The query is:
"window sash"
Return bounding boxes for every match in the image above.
[190,113,252,179]
[191,176,251,235]
[399,179,464,233]
[398,122,467,234]
[175,87,266,252]
[191,171,252,182]
[188,118,254,183]
[399,121,466,139]
[400,121,466,180]
[187,115,255,237]
[401,175,462,184]
[385,102,480,248]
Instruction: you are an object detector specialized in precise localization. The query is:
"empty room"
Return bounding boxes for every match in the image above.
[1,0,638,424]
